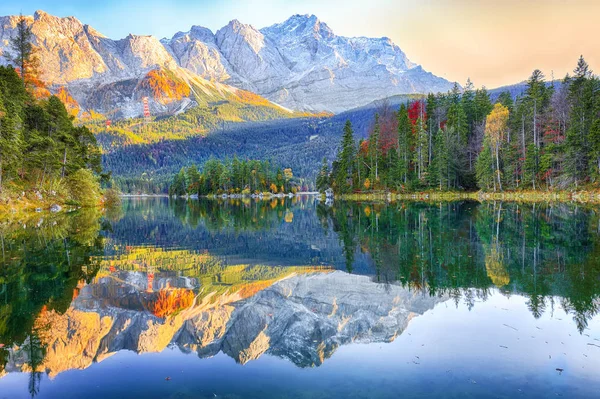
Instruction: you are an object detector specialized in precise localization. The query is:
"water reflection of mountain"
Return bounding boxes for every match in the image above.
[3,197,600,393]
[2,270,442,378]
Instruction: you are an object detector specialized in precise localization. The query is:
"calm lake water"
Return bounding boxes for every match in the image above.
[1,197,600,398]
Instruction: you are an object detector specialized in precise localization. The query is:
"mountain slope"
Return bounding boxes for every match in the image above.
[1,11,455,115]
[167,14,455,112]
[0,11,295,122]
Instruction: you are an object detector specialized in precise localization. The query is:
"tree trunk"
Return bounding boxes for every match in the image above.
[61,147,67,178]
[521,115,526,186]
[495,144,503,191]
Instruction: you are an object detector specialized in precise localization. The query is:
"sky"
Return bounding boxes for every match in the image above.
[2,0,599,88]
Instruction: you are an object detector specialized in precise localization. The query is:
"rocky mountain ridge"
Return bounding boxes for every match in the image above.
[0,10,455,116]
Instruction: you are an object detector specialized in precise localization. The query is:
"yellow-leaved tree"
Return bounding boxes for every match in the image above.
[485,103,510,191]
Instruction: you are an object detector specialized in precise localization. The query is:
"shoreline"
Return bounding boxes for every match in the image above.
[336,190,600,203]
[5,190,600,216]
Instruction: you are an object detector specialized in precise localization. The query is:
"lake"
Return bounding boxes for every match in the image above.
[0,197,599,398]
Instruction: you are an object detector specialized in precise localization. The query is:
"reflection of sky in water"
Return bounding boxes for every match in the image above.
[2,292,599,399]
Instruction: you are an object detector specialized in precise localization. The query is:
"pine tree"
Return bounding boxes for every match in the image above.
[590,118,600,182]
[169,168,187,196]
[333,120,356,193]
[316,157,330,192]
[0,93,23,190]
[564,56,595,186]
[0,76,24,190]
[4,14,40,89]
[476,136,495,191]
[396,104,412,186]
[426,93,438,166]
[368,114,381,185]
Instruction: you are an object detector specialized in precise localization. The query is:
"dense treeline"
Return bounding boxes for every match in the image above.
[168,158,301,196]
[324,57,600,193]
[0,16,105,207]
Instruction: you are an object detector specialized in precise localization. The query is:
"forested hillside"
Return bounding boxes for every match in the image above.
[0,64,105,208]
[324,57,600,193]
[0,18,105,210]
[104,95,423,193]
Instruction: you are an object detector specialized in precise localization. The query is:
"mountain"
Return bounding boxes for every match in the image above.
[166,14,455,112]
[0,11,454,116]
[0,11,294,121]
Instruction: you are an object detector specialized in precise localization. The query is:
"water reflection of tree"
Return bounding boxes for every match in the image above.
[320,200,600,332]
[0,209,104,394]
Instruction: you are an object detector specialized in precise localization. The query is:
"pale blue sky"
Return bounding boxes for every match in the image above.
[2,0,598,88]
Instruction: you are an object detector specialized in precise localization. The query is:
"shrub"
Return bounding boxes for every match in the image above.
[67,169,101,207]
[104,187,122,208]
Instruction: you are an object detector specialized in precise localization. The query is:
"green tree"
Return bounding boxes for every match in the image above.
[4,14,40,88]
[0,82,24,190]
[333,120,356,193]
[316,157,330,192]
[564,56,596,187]
[67,169,101,207]
[476,136,495,190]
[169,168,187,197]
[368,114,381,185]
[396,104,412,187]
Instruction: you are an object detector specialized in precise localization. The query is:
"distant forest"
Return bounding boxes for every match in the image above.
[168,158,301,196]
[324,56,600,193]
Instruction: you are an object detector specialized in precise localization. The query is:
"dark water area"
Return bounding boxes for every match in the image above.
[0,197,599,398]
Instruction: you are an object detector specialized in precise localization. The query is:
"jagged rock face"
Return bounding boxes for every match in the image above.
[0,11,455,114]
[165,26,231,80]
[1,271,445,377]
[0,12,274,118]
[214,20,289,93]
[169,14,455,112]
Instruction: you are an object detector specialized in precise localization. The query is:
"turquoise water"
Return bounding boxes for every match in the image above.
[0,197,599,398]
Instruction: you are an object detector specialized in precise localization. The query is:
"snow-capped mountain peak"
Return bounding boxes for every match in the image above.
[0,10,455,114]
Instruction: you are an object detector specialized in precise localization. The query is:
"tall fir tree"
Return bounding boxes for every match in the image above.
[333,120,356,193]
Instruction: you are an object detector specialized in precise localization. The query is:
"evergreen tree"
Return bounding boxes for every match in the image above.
[396,104,412,186]
[316,157,330,192]
[333,120,356,193]
[565,56,596,186]
[4,14,40,88]
[476,136,495,191]
[169,168,187,197]
[0,80,23,190]
[368,114,381,185]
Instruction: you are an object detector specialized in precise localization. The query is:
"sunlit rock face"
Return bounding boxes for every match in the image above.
[0,12,275,118]
[0,11,454,114]
[169,14,455,112]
